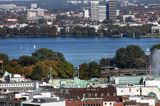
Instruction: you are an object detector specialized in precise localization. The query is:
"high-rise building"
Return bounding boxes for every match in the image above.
[98,5,106,22]
[107,0,117,21]
[91,0,99,21]
[83,8,90,19]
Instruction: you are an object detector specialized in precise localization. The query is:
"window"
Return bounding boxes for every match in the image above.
[101,93,104,96]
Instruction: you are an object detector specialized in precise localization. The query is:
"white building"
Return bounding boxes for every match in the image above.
[117,86,141,96]
[83,8,90,19]
[27,10,37,19]
[37,8,45,16]
[0,4,26,11]
[145,80,160,88]
[31,4,37,9]
[98,5,106,22]
[91,0,99,21]
[0,82,36,90]
[117,86,160,101]
[151,25,160,34]
[22,97,65,106]
[122,15,135,23]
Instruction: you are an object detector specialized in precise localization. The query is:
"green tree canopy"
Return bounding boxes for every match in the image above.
[99,58,110,67]
[88,61,100,78]
[30,60,74,80]
[115,45,146,68]
[18,55,37,66]
[32,48,65,61]
[0,53,9,65]
[79,63,89,80]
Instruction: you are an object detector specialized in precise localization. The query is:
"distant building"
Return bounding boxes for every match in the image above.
[121,0,129,7]
[66,98,103,106]
[31,3,37,9]
[0,82,38,91]
[66,0,90,4]
[22,97,65,106]
[83,8,90,19]
[27,10,37,19]
[151,25,160,35]
[91,0,99,21]
[107,0,117,21]
[122,15,135,23]
[0,4,26,11]
[98,5,106,22]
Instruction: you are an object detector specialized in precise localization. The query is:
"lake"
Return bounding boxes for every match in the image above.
[0,37,160,66]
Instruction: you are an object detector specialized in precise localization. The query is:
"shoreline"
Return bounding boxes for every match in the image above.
[0,35,160,39]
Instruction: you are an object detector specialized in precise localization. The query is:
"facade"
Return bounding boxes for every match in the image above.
[0,82,38,91]
[31,4,38,9]
[83,8,90,19]
[117,85,160,101]
[64,86,116,99]
[22,97,65,106]
[50,77,89,88]
[0,4,26,11]
[107,0,117,21]
[145,80,160,88]
[129,96,155,106]
[122,15,135,23]
[91,0,99,21]
[98,5,107,22]
[66,98,103,106]
[0,93,22,106]
[151,25,160,34]
[117,86,141,96]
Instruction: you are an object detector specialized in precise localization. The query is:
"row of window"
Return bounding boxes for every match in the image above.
[0,83,33,87]
[84,93,116,97]
[120,89,140,93]
[81,104,101,106]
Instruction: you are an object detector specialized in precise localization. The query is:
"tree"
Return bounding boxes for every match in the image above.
[30,60,74,80]
[114,48,127,68]
[115,45,145,68]
[22,65,34,78]
[151,44,160,54]
[31,63,46,80]
[79,63,89,80]
[6,59,23,75]
[88,61,100,78]
[0,53,9,70]
[32,48,65,61]
[99,58,110,67]
[18,55,37,66]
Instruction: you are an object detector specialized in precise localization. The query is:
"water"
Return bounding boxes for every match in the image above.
[0,37,160,66]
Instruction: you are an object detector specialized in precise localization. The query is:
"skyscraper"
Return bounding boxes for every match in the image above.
[91,0,99,21]
[98,5,106,22]
[107,0,117,21]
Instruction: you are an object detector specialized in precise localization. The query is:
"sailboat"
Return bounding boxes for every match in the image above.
[34,44,36,49]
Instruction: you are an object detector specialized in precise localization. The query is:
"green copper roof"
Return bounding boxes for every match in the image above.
[114,76,144,85]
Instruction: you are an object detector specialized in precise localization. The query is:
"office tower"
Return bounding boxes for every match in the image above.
[107,0,117,21]
[91,0,99,21]
[98,5,106,22]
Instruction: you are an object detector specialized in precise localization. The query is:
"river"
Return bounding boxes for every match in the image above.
[0,37,160,66]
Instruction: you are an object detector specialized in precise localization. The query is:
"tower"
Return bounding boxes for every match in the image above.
[107,0,117,21]
[91,0,99,21]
